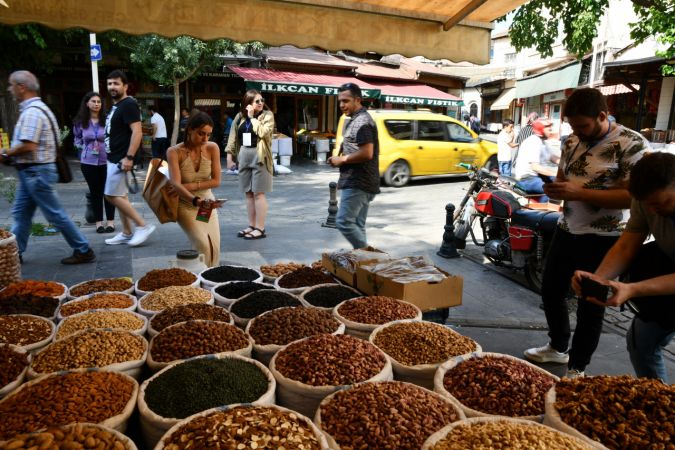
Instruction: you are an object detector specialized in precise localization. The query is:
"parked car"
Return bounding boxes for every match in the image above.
[335,110,498,187]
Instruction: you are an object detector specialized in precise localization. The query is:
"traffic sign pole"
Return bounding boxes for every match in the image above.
[90,33,99,92]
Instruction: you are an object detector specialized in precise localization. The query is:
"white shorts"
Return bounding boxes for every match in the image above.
[104,161,127,196]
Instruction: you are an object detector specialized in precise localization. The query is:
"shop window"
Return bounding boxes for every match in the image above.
[417,121,446,141]
[384,120,413,140]
[446,123,474,142]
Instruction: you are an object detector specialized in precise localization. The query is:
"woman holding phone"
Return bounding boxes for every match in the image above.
[167,111,224,267]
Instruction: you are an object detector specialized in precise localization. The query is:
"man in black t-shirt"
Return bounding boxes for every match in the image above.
[328,83,379,249]
[103,70,155,247]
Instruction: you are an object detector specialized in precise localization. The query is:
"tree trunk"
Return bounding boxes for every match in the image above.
[171,79,180,146]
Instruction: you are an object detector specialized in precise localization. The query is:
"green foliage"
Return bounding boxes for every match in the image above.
[630,1,675,75]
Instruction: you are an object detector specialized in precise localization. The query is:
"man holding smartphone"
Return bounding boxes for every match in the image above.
[572,152,675,382]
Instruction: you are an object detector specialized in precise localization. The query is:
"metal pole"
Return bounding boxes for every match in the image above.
[322,182,338,228]
[437,203,460,258]
[90,33,99,92]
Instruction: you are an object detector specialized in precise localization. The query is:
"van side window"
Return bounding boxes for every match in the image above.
[417,121,447,142]
[384,120,413,140]
[447,123,474,142]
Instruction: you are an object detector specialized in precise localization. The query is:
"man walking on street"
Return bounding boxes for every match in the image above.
[103,70,155,247]
[1,71,95,264]
[328,83,379,249]
[524,88,649,378]
[513,118,559,201]
[149,106,168,159]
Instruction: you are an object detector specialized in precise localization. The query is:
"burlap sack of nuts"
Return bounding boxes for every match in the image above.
[421,417,600,450]
[58,292,138,321]
[134,275,200,298]
[0,231,21,290]
[67,277,135,300]
[434,352,559,421]
[0,344,31,399]
[137,286,214,318]
[54,309,148,341]
[370,320,481,390]
[138,354,276,449]
[147,304,234,338]
[1,314,56,354]
[1,422,139,450]
[299,283,362,312]
[333,297,423,340]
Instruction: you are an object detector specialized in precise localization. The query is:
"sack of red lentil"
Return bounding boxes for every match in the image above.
[434,352,558,422]
[333,296,423,340]
[269,334,394,418]
[2,422,139,450]
[0,369,139,439]
[370,320,481,389]
[57,292,138,321]
[0,231,21,290]
[421,417,600,450]
[0,344,31,399]
[67,277,135,300]
[138,353,276,449]
[0,314,56,355]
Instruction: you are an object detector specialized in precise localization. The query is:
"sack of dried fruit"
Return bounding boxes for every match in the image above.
[334,296,422,340]
[299,283,362,311]
[54,309,148,341]
[0,230,21,290]
[0,344,31,399]
[67,277,135,300]
[0,314,55,354]
[57,292,138,321]
[147,303,233,338]
[228,290,302,328]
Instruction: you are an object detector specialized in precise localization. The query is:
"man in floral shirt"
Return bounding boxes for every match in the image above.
[524,88,649,378]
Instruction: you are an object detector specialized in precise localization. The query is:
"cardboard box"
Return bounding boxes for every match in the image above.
[355,265,463,311]
[322,247,388,287]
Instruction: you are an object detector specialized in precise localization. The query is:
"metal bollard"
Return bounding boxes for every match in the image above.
[437,203,460,258]
[322,181,338,228]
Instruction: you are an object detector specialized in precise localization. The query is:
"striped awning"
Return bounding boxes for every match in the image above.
[599,84,639,96]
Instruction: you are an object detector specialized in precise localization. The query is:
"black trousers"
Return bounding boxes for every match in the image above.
[152,138,169,159]
[542,228,618,370]
[80,163,115,222]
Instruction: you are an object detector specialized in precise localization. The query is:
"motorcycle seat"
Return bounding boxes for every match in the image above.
[511,209,560,233]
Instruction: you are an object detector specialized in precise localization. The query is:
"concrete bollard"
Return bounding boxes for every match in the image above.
[437,203,460,258]
[321,182,338,228]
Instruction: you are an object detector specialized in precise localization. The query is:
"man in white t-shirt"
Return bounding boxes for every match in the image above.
[513,118,559,200]
[497,119,517,176]
[149,106,168,159]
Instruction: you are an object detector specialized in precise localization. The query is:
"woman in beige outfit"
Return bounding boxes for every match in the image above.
[167,111,224,267]
[225,89,275,240]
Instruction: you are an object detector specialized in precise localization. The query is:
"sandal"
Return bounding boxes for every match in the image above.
[96,226,105,234]
[243,227,266,240]
[237,226,255,238]
[104,225,115,233]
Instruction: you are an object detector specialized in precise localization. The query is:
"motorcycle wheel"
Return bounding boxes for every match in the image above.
[524,255,545,294]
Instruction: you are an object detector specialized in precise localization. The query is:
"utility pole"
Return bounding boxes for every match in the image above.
[89,33,102,92]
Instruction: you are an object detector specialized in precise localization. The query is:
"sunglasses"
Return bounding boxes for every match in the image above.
[254,98,265,104]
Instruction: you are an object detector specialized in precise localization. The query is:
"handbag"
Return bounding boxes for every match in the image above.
[31,106,73,183]
[142,157,178,223]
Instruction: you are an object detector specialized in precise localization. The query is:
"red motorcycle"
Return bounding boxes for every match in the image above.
[452,164,560,293]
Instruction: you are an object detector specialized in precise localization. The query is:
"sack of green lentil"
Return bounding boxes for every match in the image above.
[0,344,31,399]
[211,280,275,308]
[370,320,481,390]
[27,329,149,380]
[269,334,394,418]
[0,231,21,290]
[134,268,200,297]
[245,306,346,366]
[315,380,465,450]
[299,283,363,311]
[421,417,600,450]
[138,354,276,449]
[146,320,253,371]
[228,289,303,329]
[137,286,214,318]
[67,277,135,300]
[155,404,329,450]
[434,352,558,422]
[57,292,138,321]
[0,369,139,439]
[333,296,423,340]
[0,314,56,354]
[147,303,233,338]
[198,265,263,290]
[54,309,148,341]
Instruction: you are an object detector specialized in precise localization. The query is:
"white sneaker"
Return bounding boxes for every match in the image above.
[565,369,585,379]
[128,225,156,247]
[524,343,569,364]
[105,232,132,245]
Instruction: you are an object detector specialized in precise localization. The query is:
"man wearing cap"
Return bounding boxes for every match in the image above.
[516,112,539,145]
[524,88,649,378]
[513,118,559,201]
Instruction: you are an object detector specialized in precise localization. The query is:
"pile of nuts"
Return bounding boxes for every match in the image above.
[230,290,302,319]
[337,296,418,324]
[443,355,556,417]
[0,229,20,290]
[0,315,52,347]
[555,375,675,448]
[59,293,135,317]
[55,310,145,340]
[0,295,59,318]
[0,345,29,387]
[161,406,323,450]
[150,321,249,363]
[373,322,478,366]
[214,281,271,299]
[2,424,133,450]
[69,277,133,297]
[137,268,197,292]
[31,330,146,374]
[200,265,260,283]
[278,267,335,288]
[274,334,386,386]
[0,280,65,298]
[260,262,306,278]
[430,420,592,449]
[0,371,135,440]
[150,303,231,334]
[140,286,211,312]
[320,381,460,449]
[303,284,362,308]
[248,307,341,346]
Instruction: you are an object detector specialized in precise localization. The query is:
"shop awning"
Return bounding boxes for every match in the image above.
[489,88,515,110]
[515,63,582,99]
[0,0,527,63]
[369,82,464,107]
[599,84,639,96]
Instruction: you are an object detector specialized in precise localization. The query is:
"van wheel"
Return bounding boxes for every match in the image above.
[384,160,411,187]
[484,155,498,173]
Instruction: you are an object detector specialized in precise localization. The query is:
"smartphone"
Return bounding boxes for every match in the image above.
[580,276,610,302]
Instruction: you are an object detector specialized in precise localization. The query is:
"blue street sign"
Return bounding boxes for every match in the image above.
[90,44,102,61]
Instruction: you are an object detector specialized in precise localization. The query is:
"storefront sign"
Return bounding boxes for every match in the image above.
[382,95,463,107]
[543,90,565,102]
[247,81,381,99]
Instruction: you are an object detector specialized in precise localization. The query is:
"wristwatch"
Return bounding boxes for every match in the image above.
[124,154,135,161]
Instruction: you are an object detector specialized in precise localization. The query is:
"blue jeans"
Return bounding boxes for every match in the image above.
[336,188,376,249]
[516,176,549,202]
[627,317,675,382]
[11,163,90,255]
[498,161,512,176]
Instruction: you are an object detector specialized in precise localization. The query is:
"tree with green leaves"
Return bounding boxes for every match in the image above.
[508,0,674,75]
